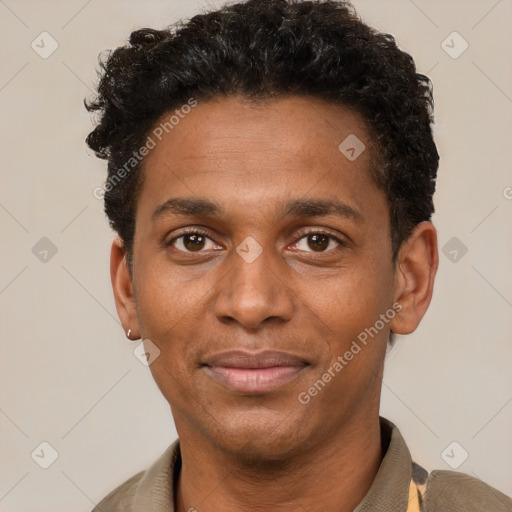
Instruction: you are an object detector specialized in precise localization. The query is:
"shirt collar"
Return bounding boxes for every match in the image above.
[353,416,413,512]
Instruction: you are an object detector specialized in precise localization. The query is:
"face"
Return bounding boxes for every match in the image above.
[113,95,429,463]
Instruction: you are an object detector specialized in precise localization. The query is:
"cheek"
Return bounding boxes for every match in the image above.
[301,259,394,378]
[133,268,193,375]
[132,256,226,385]
[298,272,391,412]
[135,255,205,333]
[309,264,392,331]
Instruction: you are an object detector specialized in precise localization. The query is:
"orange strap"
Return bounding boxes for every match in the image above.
[406,478,426,512]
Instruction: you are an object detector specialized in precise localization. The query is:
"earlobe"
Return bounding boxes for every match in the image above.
[390,222,438,335]
[111,237,140,339]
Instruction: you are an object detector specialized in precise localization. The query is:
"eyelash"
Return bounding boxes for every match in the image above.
[166,227,348,254]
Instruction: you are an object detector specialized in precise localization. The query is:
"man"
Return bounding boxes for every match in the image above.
[85,0,512,510]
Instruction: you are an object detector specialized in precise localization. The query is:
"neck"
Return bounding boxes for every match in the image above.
[174,414,384,512]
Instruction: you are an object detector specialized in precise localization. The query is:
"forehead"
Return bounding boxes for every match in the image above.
[145,95,372,164]
[136,95,384,224]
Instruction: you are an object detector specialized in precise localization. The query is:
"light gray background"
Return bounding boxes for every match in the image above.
[1,0,511,510]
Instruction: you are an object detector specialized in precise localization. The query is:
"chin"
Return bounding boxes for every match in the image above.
[206,411,311,467]
[222,435,303,469]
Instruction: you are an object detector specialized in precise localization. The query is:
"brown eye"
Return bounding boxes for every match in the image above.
[307,234,329,252]
[168,230,217,253]
[182,233,206,251]
[293,231,343,253]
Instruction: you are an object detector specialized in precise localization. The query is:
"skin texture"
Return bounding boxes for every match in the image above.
[111,95,438,512]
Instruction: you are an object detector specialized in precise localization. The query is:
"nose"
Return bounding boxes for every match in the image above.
[213,244,295,330]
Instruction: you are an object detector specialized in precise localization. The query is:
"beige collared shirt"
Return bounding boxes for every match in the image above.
[92,417,512,511]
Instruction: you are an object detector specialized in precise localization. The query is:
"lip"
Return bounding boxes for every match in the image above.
[203,350,308,394]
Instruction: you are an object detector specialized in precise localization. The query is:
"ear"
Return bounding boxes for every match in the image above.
[111,237,140,339]
[390,221,438,335]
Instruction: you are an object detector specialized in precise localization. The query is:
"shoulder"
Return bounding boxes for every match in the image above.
[91,439,181,512]
[422,468,512,512]
[91,470,145,511]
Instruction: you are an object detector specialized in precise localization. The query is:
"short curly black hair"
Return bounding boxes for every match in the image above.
[85,0,438,263]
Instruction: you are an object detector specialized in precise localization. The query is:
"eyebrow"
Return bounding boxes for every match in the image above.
[151,197,363,222]
[152,197,224,220]
[280,198,362,222]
